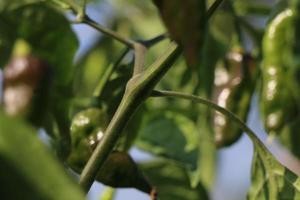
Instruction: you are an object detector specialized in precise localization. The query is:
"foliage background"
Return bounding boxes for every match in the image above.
[68,0,300,199]
[1,0,300,199]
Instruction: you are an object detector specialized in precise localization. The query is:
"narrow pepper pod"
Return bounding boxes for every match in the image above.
[260,9,300,135]
[213,50,256,147]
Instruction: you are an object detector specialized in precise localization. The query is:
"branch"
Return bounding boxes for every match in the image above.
[137,33,168,48]
[133,34,168,75]
[82,16,135,48]
[79,43,182,191]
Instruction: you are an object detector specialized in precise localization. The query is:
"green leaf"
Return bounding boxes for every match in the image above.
[140,159,209,200]
[0,19,15,67]
[279,117,300,159]
[248,141,300,199]
[233,1,271,16]
[136,111,198,170]
[135,110,215,188]
[0,112,86,200]
[0,0,43,12]
[0,3,78,87]
[74,39,111,98]
[152,0,206,67]
[210,11,235,50]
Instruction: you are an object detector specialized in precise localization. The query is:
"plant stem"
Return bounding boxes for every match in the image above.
[93,33,169,96]
[79,43,181,191]
[133,43,147,76]
[82,16,135,48]
[206,0,225,19]
[150,90,273,153]
[138,33,168,48]
[93,47,130,97]
[81,0,87,16]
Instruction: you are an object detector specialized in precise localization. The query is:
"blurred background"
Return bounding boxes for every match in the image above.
[2,0,300,199]
[68,0,300,199]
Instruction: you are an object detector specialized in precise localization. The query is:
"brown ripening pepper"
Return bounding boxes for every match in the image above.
[213,50,256,148]
[2,55,52,126]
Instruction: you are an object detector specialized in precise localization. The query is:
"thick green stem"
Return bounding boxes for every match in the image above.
[79,43,181,191]
[77,0,224,191]
[138,33,168,48]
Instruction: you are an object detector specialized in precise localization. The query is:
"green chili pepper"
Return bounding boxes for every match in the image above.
[67,108,154,195]
[213,50,255,147]
[260,9,300,135]
[67,108,107,171]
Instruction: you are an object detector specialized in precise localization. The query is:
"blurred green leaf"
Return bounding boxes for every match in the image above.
[152,0,206,67]
[0,0,42,12]
[267,0,289,23]
[190,33,224,189]
[140,159,209,200]
[210,10,235,49]
[74,39,112,98]
[248,141,300,199]
[0,112,85,200]
[0,19,15,67]
[136,110,215,189]
[233,0,271,16]
[279,117,300,159]
[0,3,78,87]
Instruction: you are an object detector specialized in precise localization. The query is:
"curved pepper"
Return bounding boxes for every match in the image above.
[213,50,255,147]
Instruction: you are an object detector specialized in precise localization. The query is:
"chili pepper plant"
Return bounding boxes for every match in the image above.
[1,0,300,199]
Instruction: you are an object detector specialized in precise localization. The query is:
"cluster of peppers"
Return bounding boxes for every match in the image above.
[68,108,155,196]
[2,1,300,197]
[260,1,300,156]
[213,1,300,151]
[0,45,156,198]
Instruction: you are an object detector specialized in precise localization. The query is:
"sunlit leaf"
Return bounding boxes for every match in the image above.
[248,140,300,199]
